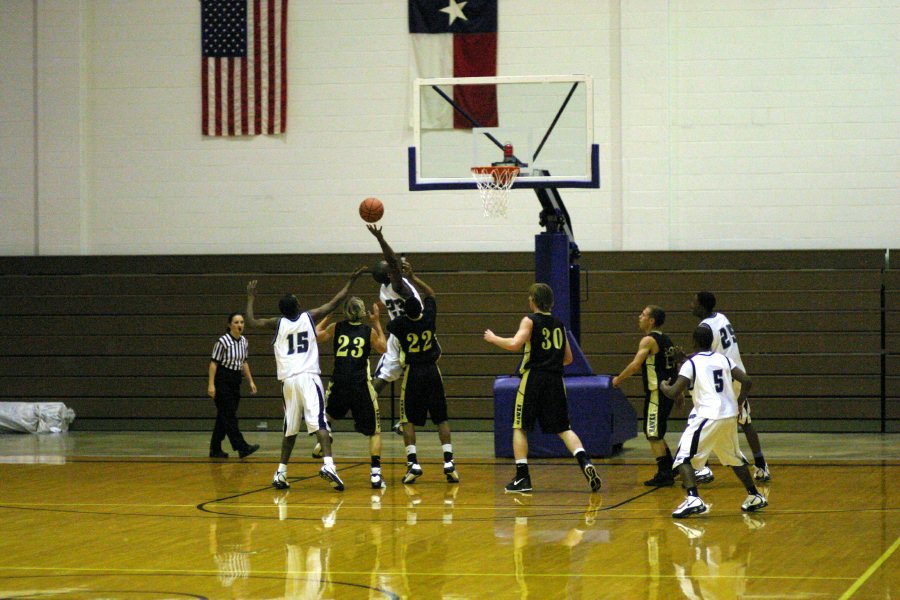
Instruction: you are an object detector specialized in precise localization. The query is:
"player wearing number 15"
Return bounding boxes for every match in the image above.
[483,283,601,494]
[245,268,365,492]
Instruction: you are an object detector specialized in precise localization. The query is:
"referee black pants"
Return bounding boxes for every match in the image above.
[210,368,248,452]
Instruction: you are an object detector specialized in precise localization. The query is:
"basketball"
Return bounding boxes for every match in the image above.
[359,197,384,223]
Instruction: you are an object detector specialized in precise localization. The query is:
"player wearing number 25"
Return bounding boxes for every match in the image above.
[245,268,365,492]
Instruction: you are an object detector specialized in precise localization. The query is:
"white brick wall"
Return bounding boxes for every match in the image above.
[1,0,897,255]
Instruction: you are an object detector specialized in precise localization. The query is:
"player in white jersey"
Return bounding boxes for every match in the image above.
[246,267,365,492]
[660,326,768,518]
[692,291,770,482]
[367,225,423,435]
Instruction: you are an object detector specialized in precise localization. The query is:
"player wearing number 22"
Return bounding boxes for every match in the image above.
[385,266,459,484]
[484,283,602,494]
[245,268,365,492]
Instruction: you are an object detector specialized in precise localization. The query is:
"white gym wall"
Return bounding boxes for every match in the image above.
[1,1,897,256]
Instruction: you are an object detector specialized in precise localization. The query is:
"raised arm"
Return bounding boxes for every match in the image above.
[367,224,408,295]
[307,267,366,322]
[245,280,279,330]
[484,316,533,352]
[315,314,336,343]
[368,303,388,354]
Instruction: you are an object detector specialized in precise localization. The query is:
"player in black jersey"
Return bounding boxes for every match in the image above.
[315,297,388,489]
[484,283,602,494]
[384,265,459,484]
[613,305,681,487]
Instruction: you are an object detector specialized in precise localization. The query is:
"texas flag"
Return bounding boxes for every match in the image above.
[409,0,498,129]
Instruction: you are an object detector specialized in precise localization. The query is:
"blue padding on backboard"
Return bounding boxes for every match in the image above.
[408,145,600,191]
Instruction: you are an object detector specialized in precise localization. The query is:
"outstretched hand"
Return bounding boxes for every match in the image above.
[366,224,383,238]
[368,303,381,321]
[350,266,367,280]
[483,329,497,343]
[247,280,258,297]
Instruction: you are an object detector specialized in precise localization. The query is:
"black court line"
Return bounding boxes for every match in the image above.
[0,573,399,600]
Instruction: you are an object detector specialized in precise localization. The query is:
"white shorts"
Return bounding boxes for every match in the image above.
[374,334,403,382]
[281,373,329,436]
[673,414,748,469]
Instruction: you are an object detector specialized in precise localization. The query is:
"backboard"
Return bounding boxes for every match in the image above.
[409,75,599,191]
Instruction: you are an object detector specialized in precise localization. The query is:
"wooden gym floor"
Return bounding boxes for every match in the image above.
[0,431,897,599]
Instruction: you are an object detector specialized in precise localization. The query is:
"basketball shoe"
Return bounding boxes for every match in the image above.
[753,465,771,482]
[582,463,602,492]
[644,471,675,487]
[371,471,386,489]
[672,496,709,518]
[402,463,423,484]
[319,465,345,491]
[694,466,715,484]
[443,461,460,483]
[741,493,768,512]
[272,470,289,490]
[505,475,533,494]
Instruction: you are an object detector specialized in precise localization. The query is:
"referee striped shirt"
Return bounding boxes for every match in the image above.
[211,333,248,372]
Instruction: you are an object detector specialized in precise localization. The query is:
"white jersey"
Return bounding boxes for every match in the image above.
[701,312,745,371]
[380,277,421,320]
[272,312,320,381]
[678,351,738,420]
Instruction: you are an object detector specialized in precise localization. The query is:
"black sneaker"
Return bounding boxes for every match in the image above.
[209,450,228,459]
[644,472,675,487]
[583,463,602,492]
[392,422,404,436]
[504,475,533,494]
[238,444,259,459]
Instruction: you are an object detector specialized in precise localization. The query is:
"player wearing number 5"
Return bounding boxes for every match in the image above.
[245,268,365,492]
[315,298,388,489]
[484,283,601,494]
[692,291,770,483]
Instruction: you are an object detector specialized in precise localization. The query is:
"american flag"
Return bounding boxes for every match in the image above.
[201,0,288,136]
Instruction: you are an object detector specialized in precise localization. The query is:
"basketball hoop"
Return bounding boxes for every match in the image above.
[471,165,520,218]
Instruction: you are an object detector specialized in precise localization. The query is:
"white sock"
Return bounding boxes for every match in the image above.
[573,447,585,457]
[371,467,382,474]
[277,463,288,473]
[323,457,334,467]
[516,458,528,465]
[441,443,453,453]
[406,445,417,456]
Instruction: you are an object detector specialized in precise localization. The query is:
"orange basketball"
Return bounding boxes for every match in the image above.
[359,197,384,223]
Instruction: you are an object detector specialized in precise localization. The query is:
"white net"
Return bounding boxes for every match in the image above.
[471,166,520,218]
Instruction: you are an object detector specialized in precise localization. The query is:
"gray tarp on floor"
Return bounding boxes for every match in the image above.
[0,402,76,433]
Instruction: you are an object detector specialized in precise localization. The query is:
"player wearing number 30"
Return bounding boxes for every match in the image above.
[245,268,366,492]
[484,283,601,495]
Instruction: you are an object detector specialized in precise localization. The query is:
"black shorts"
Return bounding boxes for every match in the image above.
[324,379,380,436]
[399,363,448,427]
[515,369,570,435]
[643,388,674,439]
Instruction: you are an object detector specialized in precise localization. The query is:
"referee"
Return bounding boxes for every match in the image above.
[208,312,259,459]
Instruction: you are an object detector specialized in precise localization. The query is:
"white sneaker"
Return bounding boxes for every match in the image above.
[371,472,386,489]
[403,463,423,484]
[753,465,771,482]
[311,443,323,459]
[741,493,768,512]
[443,461,460,483]
[319,465,345,491]
[672,496,709,518]
[694,466,714,484]
[272,470,289,489]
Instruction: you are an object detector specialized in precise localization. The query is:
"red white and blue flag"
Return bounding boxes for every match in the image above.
[409,0,498,129]
[201,0,288,136]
